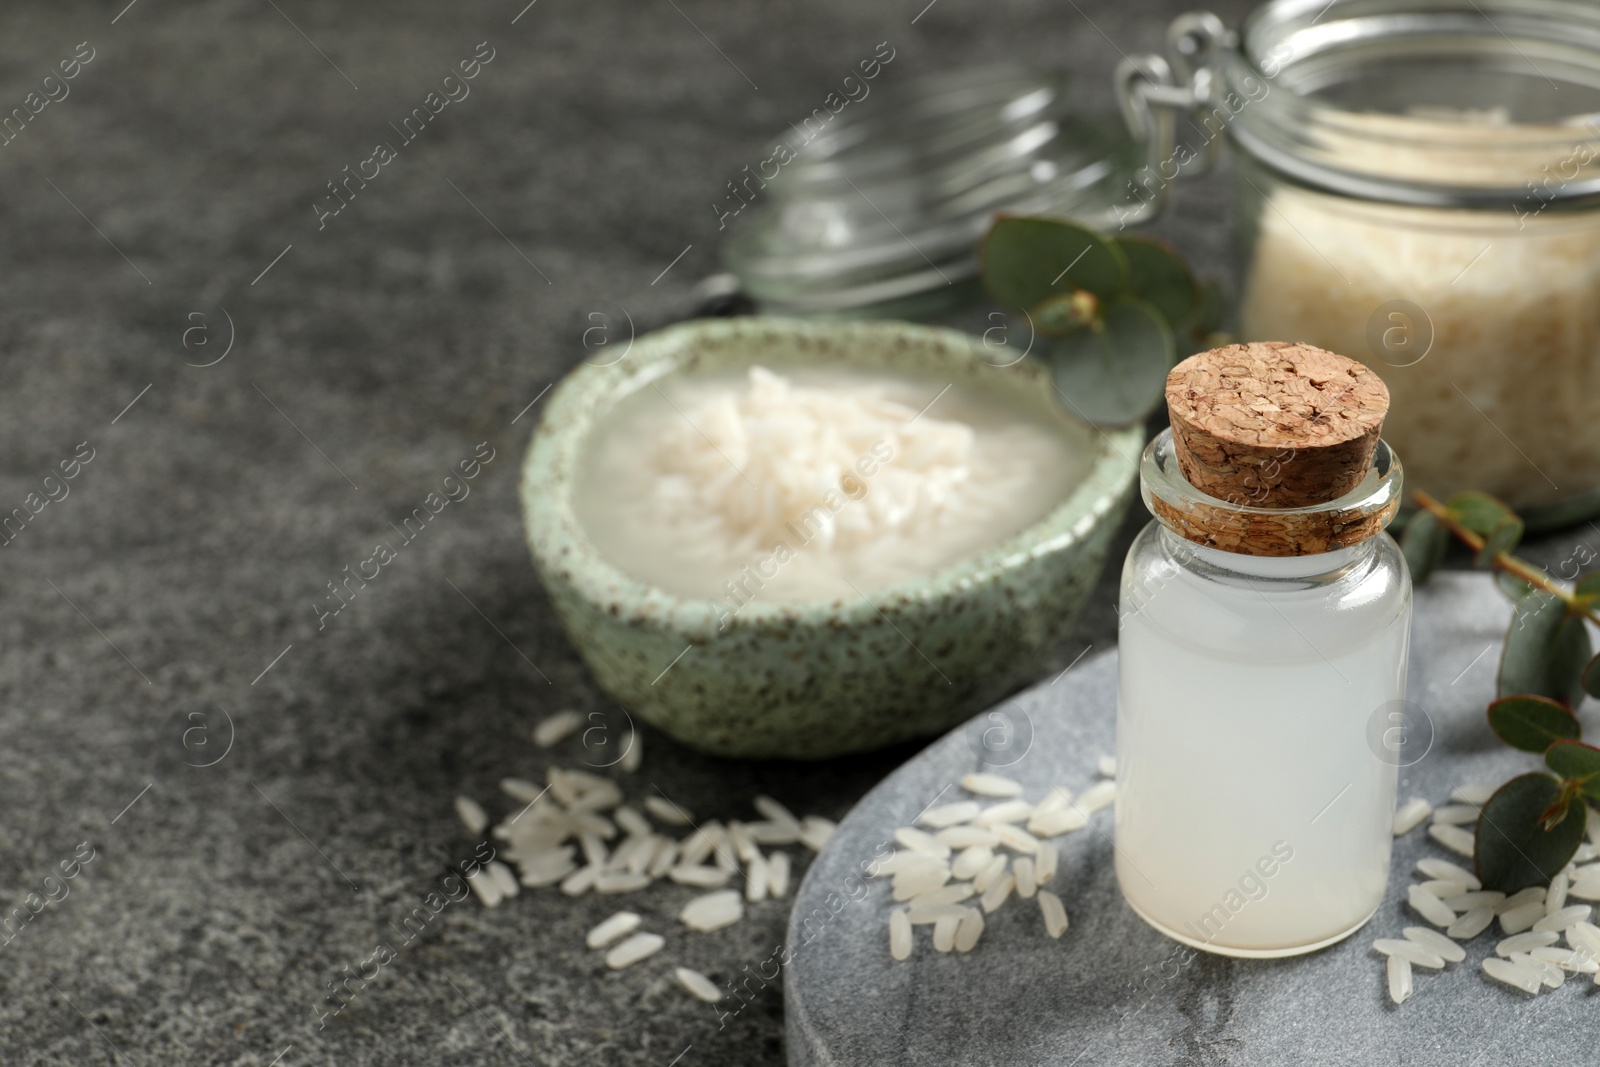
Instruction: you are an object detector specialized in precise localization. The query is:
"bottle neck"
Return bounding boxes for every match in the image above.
[1159,526,1378,586]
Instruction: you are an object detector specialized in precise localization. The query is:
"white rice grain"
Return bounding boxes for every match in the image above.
[1374,938,1445,969]
[961,772,1023,797]
[645,795,694,826]
[1416,858,1480,888]
[518,848,579,888]
[973,800,1034,827]
[907,904,967,925]
[676,966,722,1002]
[936,826,1000,850]
[614,805,652,838]
[1387,954,1413,1004]
[1418,879,1471,900]
[1404,926,1466,962]
[992,824,1042,854]
[1532,945,1598,972]
[889,907,912,961]
[920,801,981,829]
[1447,904,1496,940]
[1027,807,1090,837]
[1482,955,1542,993]
[895,827,952,858]
[595,872,651,894]
[467,865,502,908]
[534,710,584,748]
[681,890,744,932]
[768,851,791,899]
[678,823,720,866]
[455,796,489,836]
[1039,889,1069,938]
[1566,920,1600,957]
[1076,780,1116,814]
[932,912,959,952]
[1510,951,1564,989]
[1497,930,1561,956]
[874,851,947,877]
[1407,884,1457,927]
[1451,783,1496,806]
[1393,797,1431,836]
[1431,804,1480,825]
[1500,901,1547,936]
[753,795,800,829]
[1440,890,1504,912]
[972,854,1008,894]
[619,729,642,773]
[727,821,759,864]
[745,852,769,903]
[488,861,520,900]
[586,910,641,949]
[569,780,625,814]
[952,846,994,882]
[909,883,975,910]
[1545,871,1569,914]
[560,864,601,897]
[669,865,731,888]
[605,932,665,970]
[500,777,547,804]
[1532,905,1591,933]
[1097,754,1117,778]
[648,839,679,879]
[1428,824,1475,857]
[980,873,1015,914]
[579,833,608,869]
[1014,857,1037,900]
[1035,844,1058,886]
[1496,886,1546,914]
[954,907,984,952]
[799,816,837,852]
[747,820,801,846]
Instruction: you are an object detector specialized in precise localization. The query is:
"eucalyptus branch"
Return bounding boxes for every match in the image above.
[1412,489,1600,627]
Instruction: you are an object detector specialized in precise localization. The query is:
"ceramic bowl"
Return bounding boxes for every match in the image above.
[520,317,1140,759]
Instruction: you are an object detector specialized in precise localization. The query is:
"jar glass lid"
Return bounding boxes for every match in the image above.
[721,65,1144,316]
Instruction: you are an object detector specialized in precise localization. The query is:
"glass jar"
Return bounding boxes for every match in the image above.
[1114,429,1411,957]
[1120,0,1600,526]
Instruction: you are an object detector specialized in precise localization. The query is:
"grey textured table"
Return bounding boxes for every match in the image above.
[0,1,1589,1065]
[787,575,1596,1067]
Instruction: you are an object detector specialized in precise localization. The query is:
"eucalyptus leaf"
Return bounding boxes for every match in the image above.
[1545,740,1600,801]
[982,216,1129,312]
[1577,571,1600,606]
[1448,491,1516,539]
[1475,516,1524,568]
[1500,588,1594,706]
[1495,570,1535,602]
[1399,509,1448,585]
[1585,652,1600,701]
[1475,772,1587,892]
[1114,235,1198,325]
[1487,695,1580,753]
[1048,298,1173,427]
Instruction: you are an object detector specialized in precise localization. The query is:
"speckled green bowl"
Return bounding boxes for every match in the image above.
[520,317,1140,759]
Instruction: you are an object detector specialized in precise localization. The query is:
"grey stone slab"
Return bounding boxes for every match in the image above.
[786,572,1594,1067]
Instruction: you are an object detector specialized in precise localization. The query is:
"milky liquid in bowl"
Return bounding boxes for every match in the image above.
[571,362,1092,605]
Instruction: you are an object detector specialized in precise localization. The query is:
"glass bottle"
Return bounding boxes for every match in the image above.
[1114,351,1412,958]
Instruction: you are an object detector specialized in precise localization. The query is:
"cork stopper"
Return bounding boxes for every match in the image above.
[1151,342,1397,557]
[1166,342,1389,508]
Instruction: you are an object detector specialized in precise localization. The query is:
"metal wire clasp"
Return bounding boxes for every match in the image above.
[1113,12,1234,219]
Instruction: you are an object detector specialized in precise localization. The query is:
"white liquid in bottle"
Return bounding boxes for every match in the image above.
[1116,532,1410,956]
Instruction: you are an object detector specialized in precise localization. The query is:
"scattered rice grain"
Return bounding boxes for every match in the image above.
[676,966,722,1002]
[1393,797,1432,836]
[534,710,584,748]
[954,907,984,952]
[961,773,1023,798]
[1039,889,1069,938]
[605,932,664,969]
[1387,954,1413,1004]
[455,796,489,836]
[681,890,743,932]
[1404,926,1466,962]
[889,908,912,961]
[1428,823,1475,857]
[586,911,641,949]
